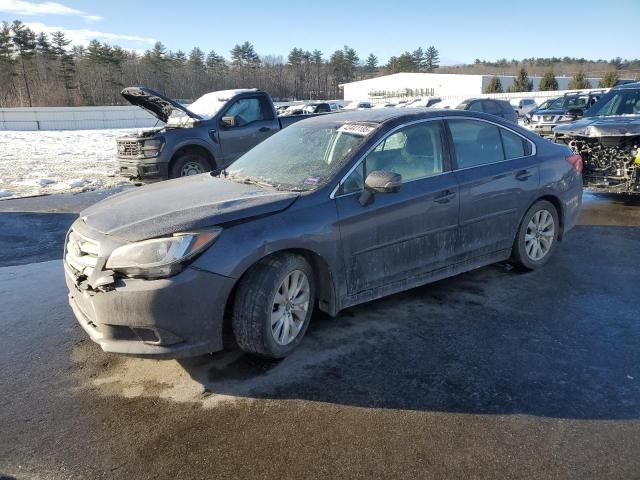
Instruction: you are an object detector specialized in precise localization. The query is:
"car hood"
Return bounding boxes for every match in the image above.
[553,115,640,137]
[532,108,568,116]
[80,175,299,242]
[121,87,202,123]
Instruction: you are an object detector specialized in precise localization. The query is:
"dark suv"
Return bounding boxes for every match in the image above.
[525,91,605,137]
[456,99,518,123]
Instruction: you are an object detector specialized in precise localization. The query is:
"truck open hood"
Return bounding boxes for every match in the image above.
[80,175,299,242]
[553,116,640,137]
[121,87,202,123]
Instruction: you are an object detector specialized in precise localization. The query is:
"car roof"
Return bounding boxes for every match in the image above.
[613,81,640,90]
[301,107,510,126]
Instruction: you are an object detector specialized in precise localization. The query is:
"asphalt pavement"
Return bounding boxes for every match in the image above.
[0,191,639,479]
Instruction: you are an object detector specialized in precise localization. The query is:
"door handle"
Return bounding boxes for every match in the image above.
[434,190,456,204]
[259,127,271,132]
[515,169,532,181]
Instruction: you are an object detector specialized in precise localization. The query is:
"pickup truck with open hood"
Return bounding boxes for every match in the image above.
[553,82,640,195]
[117,87,324,183]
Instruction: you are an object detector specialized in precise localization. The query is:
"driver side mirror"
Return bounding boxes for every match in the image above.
[359,170,402,206]
[221,115,237,128]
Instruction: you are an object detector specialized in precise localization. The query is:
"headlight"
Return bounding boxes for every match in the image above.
[558,115,575,122]
[142,138,164,158]
[106,228,221,279]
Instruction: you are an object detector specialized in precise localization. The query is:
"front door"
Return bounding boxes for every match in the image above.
[218,96,278,164]
[446,118,540,257]
[335,120,460,296]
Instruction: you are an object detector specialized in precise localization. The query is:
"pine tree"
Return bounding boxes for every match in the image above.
[485,76,503,93]
[412,47,425,71]
[51,30,75,103]
[188,47,205,71]
[508,67,532,92]
[539,70,558,91]
[598,70,619,88]
[568,70,591,89]
[11,21,37,106]
[205,50,225,70]
[0,21,16,99]
[425,46,439,72]
[365,53,378,74]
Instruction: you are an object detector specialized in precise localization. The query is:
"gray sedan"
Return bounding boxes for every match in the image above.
[64,109,583,359]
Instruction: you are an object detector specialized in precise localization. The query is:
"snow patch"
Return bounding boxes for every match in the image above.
[0,128,135,198]
[0,189,14,198]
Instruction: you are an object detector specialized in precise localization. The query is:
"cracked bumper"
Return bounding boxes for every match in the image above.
[65,263,234,358]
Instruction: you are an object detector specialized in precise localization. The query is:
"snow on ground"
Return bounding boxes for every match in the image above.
[0,129,139,199]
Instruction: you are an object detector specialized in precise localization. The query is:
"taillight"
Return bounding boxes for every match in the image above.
[566,154,583,174]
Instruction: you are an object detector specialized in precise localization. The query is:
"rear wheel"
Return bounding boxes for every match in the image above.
[232,254,315,359]
[511,200,559,270]
[169,153,211,179]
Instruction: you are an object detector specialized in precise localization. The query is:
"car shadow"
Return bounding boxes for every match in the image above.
[178,224,640,420]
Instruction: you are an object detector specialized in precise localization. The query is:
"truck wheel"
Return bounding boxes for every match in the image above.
[511,200,559,270]
[169,153,211,179]
[232,253,315,359]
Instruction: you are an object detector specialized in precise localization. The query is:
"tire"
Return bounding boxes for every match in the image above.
[232,253,315,359]
[169,153,212,179]
[511,200,559,270]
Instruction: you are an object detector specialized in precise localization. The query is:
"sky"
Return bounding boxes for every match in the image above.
[0,0,638,64]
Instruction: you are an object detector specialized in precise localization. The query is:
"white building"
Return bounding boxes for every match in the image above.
[340,72,606,102]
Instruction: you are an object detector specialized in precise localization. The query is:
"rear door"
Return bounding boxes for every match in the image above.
[335,120,460,296]
[446,117,539,258]
[218,95,279,164]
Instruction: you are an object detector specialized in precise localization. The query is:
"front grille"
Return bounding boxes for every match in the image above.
[65,230,99,278]
[543,115,556,122]
[117,139,142,157]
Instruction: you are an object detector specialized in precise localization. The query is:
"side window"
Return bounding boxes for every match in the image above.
[448,119,505,169]
[224,97,265,126]
[500,128,526,159]
[482,101,500,115]
[467,101,483,112]
[341,121,444,193]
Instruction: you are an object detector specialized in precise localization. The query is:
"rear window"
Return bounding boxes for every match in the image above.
[499,101,515,113]
[482,101,500,114]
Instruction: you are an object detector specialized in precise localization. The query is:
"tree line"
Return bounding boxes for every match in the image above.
[0,18,638,107]
[484,67,630,93]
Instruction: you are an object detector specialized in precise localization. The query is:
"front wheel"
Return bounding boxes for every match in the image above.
[511,200,559,270]
[232,254,315,359]
[169,153,211,179]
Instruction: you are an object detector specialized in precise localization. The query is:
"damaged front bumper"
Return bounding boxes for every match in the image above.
[65,265,232,357]
[64,221,233,358]
[118,157,169,183]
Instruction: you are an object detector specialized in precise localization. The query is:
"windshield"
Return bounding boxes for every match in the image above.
[586,88,640,117]
[547,95,588,110]
[226,121,373,191]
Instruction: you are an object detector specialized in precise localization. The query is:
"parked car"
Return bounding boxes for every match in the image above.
[303,102,333,114]
[431,98,518,123]
[523,97,558,123]
[510,98,537,117]
[525,90,605,137]
[553,81,640,194]
[117,87,313,183]
[65,109,583,359]
[345,101,373,109]
[373,102,397,109]
[404,96,442,108]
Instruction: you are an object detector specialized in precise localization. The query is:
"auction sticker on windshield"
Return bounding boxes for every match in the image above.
[337,124,375,136]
